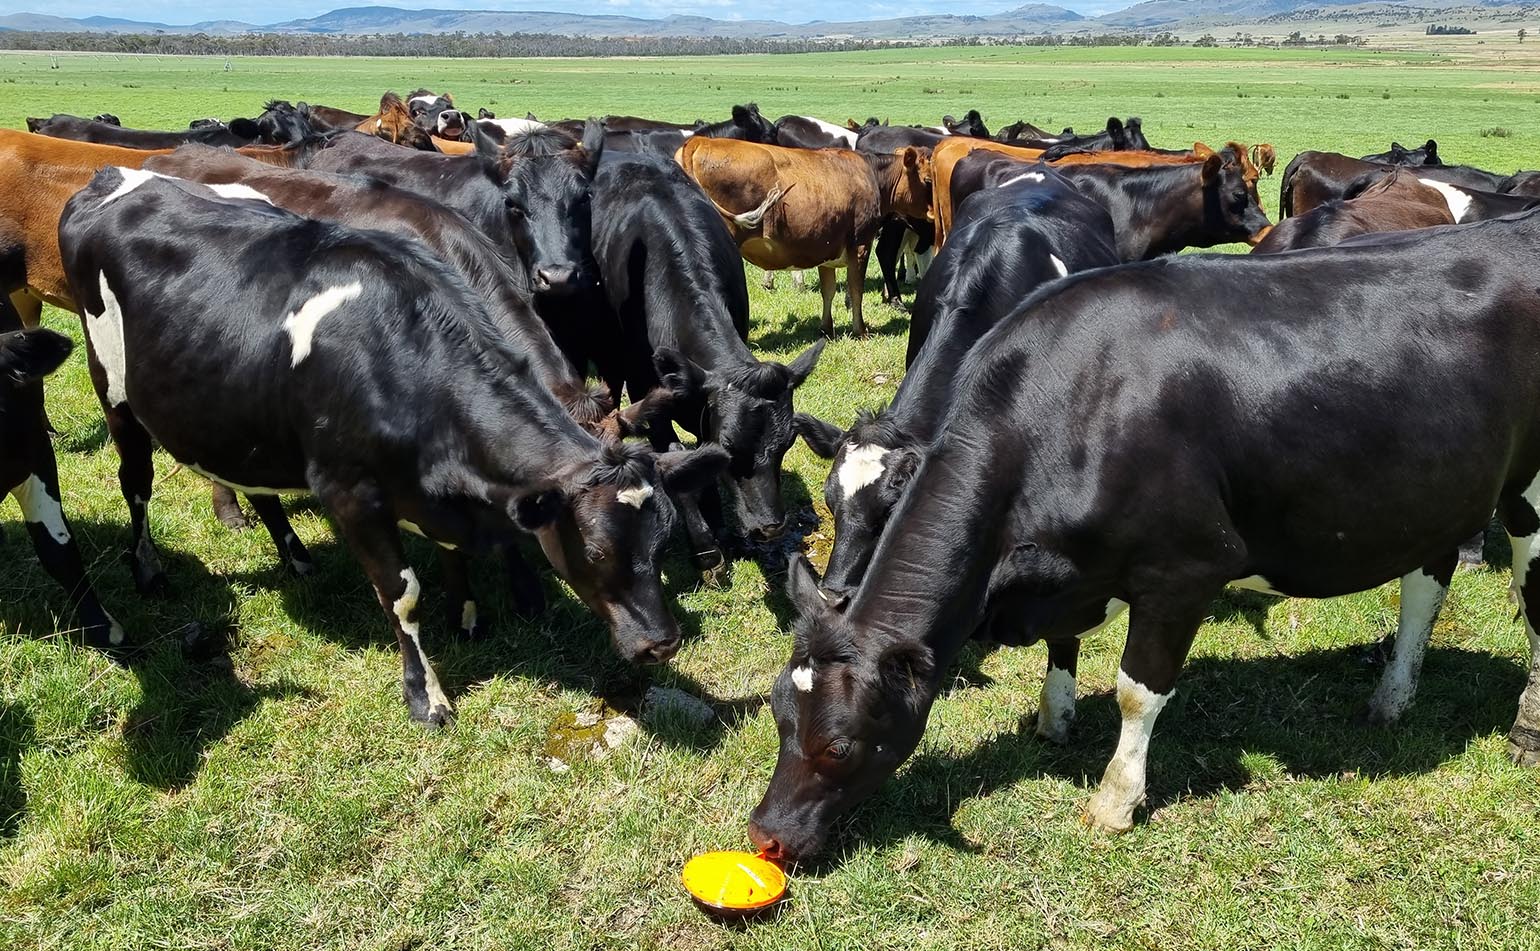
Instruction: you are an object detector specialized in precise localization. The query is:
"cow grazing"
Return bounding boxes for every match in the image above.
[1361,139,1441,166]
[60,169,727,725]
[25,114,259,149]
[1038,116,1150,159]
[772,115,857,150]
[677,138,932,337]
[796,163,1118,597]
[588,151,825,563]
[1251,169,1454,254]
[2,307,124,654]
[1280,150,1508,217]
[605,103,774,157]
[748,209,1540,860]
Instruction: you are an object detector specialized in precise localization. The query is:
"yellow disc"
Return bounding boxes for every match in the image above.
[681,850,787,911]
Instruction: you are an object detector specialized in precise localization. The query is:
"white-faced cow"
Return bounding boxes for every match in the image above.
[749,210,1540,860]
[59,169,727,726]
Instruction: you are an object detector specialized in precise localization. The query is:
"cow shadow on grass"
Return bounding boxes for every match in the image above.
[0,701,34,840]
[750,279,912,354]
[825,643,1525,865]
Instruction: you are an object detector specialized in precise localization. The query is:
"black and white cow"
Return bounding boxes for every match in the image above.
[772,115,858,150]
[603,103,775,157]
[588,151,824,565]
[795,163,1117,598]
[1502,170,1540,198]
[1411,177,1540,223]
[404,88,465,138]
[59,169,726,725]
[749,210,1540,859]
[2,305,124,654]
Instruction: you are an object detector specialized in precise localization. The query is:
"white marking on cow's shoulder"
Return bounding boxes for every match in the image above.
[1049,254,1068,277]
[617,483,654,509]
[1419,177,1473,223]
[1228,574,1286,596]
[86,272,129,407]
[802,116,857,148]
[11,474,71,544]
[100,167,170,206]
[837,443,888,496]
[284,282,362,367]
[999,171,1047,188]
[206,181,273,204]
[791,665,814,693]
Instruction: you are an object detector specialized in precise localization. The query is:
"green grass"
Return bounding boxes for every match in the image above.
[3,46,1540,950]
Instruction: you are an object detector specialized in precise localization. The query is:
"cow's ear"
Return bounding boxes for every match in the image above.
[512,487,566,531]
[877,447,921,505]
[1201,152,1223,184]
[653,347,713,397]
[794,413,844,459]
[876,640,935,707]
[786,338,826,388]
[846,118,861,131]
[731,104,751,125]
[380,91,404,113]
[443,91,455,105]
[227,117,260,140]
[1424,139,1439,161]
[1193,142,1214,158]
[786,553,832,617]
[657,444,729,495]
[470,121,506,177]
[580,117,605,166]
[1390,141,1404,151]
[901,146,919,169]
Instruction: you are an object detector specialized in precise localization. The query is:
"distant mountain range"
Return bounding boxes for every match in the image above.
[1,1,1536,39]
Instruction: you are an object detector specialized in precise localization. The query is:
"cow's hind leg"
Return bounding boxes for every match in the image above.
[848,245,872,338]
[1083,593,1209,833]
[439,548,485,639]
[210,482,250,531]
[817,268,837,338]
[1365,552,1456,725]
[10,453,126,653]
[103,403,167,595]
[1498,479,1540,765]
[246,494,313,577]
[322,484,454,726]
[1036,639,1080,744]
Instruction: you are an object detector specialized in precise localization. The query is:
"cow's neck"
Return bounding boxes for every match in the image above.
[864,152,906,217]
[1107,164,1204,260]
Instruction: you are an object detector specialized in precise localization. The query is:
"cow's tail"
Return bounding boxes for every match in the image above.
[1278,153,1302,218]
[710,182,793,230]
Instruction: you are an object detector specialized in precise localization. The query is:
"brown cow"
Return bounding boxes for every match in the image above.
[1252,169,1454,254]
[677,138,931,337]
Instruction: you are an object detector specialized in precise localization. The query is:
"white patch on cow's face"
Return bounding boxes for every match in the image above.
[791,665,814,693]
[11,474,71,544]
[1228,574,1286,596]
[1049,254,1068,278]
[394,567,453,712]
[1418,177,1473,223]
[283,282,362,367]
[206,181,273,204]
[999,171,1047,188]
[617,483,654,509]
[85,272,129,407]
[801,116,857,148]
[836,443,888,497]
[1084,670,1172,832]
[100,167,170,206]
[409,95,439,109]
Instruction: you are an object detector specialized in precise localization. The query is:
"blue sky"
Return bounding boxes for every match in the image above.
[8,0,1134,26]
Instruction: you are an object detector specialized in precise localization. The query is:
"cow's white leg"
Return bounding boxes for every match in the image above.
[1365,561,1452,724]
[1084,670,1171,832]
[1036,640,1080,744]
[1502,476,1540,765]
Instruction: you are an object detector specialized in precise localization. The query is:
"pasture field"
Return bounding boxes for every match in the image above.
[2,46,1540,950]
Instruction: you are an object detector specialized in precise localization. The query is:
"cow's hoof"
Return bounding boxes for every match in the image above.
[217,509,251,531]
[1081,789,1139,834]
[410,700,456,729]
[1034,716,1072,746]
[1357,699,1404,728]
[1508,728,1540,766]
[131,566,170,598]
[286,556,316,578]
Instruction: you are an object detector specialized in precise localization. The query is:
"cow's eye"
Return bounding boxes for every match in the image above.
[585,544,607,563]
[826,739,852,760]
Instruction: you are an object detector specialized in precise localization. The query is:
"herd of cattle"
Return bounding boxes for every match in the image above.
[5,87,1540,861]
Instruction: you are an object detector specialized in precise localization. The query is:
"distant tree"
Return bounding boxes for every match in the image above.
[1520,27,1528,43]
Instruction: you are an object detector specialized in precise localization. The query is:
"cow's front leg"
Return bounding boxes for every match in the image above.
[322,483,454,727]
[848,244,872,338]
[246,494,314,576]
[502,546,546,620]
[439,547,485,639]
[101,402,168,594]
[817,267,837,338]
[1036,639,1080,744]
[1365,554,1455,724]
[210,481,249,531]
[1500,483,1540,765]
[1084,594,1206,833]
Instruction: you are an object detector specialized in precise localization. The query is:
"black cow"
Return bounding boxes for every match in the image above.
[24,114,259,149]
[1502,171,1540,197]
[254,100,324,145]
[588,151,824,563]
[604,103,774,157]
[92,113,120,126]
[749,209,1540,861]
[60,169,727,725]
[1410,177,1540,223]
[772,115,857,150]
[1361,139,1441,166]
[310,124,603,300]
[795,163,1117,598]
[940,110,989,138]
[2,306,124,653]
[855,124,948,153]
[994,120,1070,145]
[1038,117,1149,159]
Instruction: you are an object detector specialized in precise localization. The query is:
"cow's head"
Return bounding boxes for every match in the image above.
[889,146,934,221]
[370,92,437,150]
[1121,116,1150,150]
[1201,144,1273,246]
[514,442,728,663]
[255,100,317,145]
[654,341,824,540]
[749,554,936,861]
[403,87,462,137]
[479,119,603,298]
[93,113,121,127]
[943,109,989,138]
[723,102,775,142]
[794,409,921,598]
[1366,139,1441,167]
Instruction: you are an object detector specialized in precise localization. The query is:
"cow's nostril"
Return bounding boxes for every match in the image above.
[642,638,680,664]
